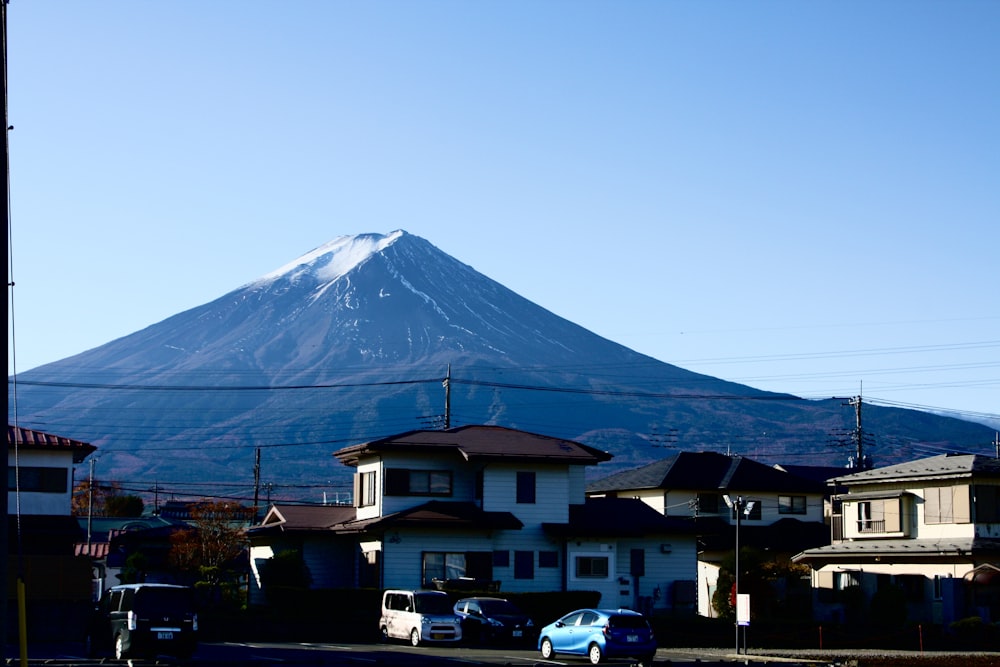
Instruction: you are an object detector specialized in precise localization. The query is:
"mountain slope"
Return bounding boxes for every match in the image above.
[8,231,994,503]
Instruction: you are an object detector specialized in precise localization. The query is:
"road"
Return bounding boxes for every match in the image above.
[6,640,802,666]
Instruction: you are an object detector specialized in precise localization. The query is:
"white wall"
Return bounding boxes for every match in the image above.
[7,450,75,515]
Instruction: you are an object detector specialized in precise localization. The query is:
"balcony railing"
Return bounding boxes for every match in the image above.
[857,519,885,534]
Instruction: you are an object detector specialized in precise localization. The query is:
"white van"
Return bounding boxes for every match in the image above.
[379,589,462,646]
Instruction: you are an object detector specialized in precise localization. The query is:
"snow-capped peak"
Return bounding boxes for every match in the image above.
[253,230,405,286]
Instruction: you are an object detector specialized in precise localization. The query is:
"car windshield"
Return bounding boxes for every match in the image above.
[478,600,519,615]
[134,588,193,614]
[414,594,453,615]
[608,614,648,629]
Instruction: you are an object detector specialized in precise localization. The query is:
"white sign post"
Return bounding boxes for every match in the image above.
[736,593,750,654]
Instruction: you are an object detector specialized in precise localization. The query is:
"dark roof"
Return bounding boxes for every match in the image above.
[693,516,829,555]
[7,425,96,463]
[334,425,612,467]
[341,500,523,533]
[587,451,828,495]
[543,497,697,538]
[252,504,357,532]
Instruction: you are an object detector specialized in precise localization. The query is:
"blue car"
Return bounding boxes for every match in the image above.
[538,608,656,666]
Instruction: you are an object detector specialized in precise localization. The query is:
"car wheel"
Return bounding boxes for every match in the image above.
[637,653,657,667]
[540,637,555,659]
[114,633,127,660]
[410,628,421,647]
[588,642,603,665]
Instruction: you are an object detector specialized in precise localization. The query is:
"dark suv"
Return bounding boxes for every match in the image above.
[90,583,198,659]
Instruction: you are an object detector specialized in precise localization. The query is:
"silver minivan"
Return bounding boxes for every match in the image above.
[379,589,462,646]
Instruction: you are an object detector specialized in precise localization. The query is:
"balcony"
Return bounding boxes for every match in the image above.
[857,519,886,534]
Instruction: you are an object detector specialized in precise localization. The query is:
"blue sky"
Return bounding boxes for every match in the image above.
[6,1,998,428]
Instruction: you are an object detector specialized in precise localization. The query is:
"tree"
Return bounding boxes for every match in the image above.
[168,500,249,607]
[71,479,144,517]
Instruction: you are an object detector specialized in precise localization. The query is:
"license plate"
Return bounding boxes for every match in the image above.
[512,630,522,637]
[431,633,446,640]
[626,634,639,642]
[157,632,174,640]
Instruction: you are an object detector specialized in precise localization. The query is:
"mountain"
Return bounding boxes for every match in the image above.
[7,231,995,505]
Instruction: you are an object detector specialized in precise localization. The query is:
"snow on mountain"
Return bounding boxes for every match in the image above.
[7,230,996,502]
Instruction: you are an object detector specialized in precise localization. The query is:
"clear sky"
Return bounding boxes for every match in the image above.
[5,1,998,429]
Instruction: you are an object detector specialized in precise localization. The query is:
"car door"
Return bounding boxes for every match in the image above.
[551,611,583,654]
[570,611,600,654]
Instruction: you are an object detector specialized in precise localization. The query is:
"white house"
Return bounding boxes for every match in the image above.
[6,424,97,640]
[586,451,831,617]
[249,425,698,612]
[793,453,1000,626]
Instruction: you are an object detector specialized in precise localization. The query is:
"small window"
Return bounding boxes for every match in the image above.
[385,469,452,497]
[514,550,534,579]
[575,556,609,578]
[358,471,376,507]
[493,550,510,567]
[516,472,536,504]
[697,493,719,514]
[779,495,807,515]
[539,551,559,568]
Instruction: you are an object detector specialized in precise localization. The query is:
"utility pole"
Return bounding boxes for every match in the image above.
[253,448,261,518]
[443,364,452,430]
[994,432,999,459]
[86,458,96,555]
[844,392,868,470]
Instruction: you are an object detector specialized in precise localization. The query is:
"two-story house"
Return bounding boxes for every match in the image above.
[7,424,97,640]
[586,451,831,617]
[793,454,1000,626]
[249,425,698,612]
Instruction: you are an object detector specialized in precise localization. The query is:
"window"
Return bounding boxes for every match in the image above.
[836,571,860,590]
[575,556,610,578]
[516,472,536,504]
[423,552,466,586]
[539,551,559,568]
[9,467,67,493]
[974,485,1000,523]
[357,471,376,507]
[385,469,452,497]
[423,551,492,586]
[779,495,807,515]
[925,486,971,524]
[514,551,534,580]
[493,550,510,568]
[697,493,719,514]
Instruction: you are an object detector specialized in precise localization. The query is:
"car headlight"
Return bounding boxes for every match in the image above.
[488,618,503,627]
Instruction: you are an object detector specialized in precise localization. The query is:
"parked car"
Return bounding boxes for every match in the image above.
[379,589,463,646]
[453,596,536,644]
[88,583,198,660]
[537,608,656,666]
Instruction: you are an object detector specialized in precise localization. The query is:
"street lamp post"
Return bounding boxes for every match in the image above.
[723,494,755,655]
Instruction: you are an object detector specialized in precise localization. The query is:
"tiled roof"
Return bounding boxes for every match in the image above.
[334,425,612,467]
[830,454,1000,486]
[7,424,96,463]
[793,537,1000,564]
[587,451,828,495]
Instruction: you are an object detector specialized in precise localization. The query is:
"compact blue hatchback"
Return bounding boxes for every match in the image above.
[538,608,656,666]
